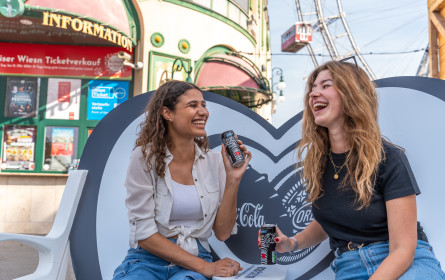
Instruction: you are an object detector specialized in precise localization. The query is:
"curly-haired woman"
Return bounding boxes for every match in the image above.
[266,61,444,279]
[113,80,251,279]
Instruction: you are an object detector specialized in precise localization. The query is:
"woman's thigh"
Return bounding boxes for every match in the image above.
[168,241,213,280]
[331,241,390,280]
[331,250,370,280]
[112,247,169,280]
[399,241,445,280]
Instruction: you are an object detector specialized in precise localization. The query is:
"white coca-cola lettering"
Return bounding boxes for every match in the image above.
[293,202,313,230]
[236,203,264,228]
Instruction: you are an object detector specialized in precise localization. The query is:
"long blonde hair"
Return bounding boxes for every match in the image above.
[298,61,384,209]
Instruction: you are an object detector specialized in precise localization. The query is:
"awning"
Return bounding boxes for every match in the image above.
[196,52,272,108]
[0,0,136,50]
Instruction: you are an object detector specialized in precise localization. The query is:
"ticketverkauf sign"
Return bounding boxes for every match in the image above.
[0,42,133,80]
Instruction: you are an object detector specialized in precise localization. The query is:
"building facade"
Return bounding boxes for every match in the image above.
[0,0,271,234]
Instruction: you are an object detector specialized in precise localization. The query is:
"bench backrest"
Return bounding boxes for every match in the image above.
[71,77,445,280]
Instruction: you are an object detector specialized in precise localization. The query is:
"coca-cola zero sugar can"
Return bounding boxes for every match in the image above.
[260,224,277,265]
[221,130,245,168]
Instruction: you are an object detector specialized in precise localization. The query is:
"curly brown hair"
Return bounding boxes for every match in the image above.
[136,80,209,177]
[298,61,384,209]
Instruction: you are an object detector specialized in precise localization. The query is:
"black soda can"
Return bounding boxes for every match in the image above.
[260,224,277,265]
[221,130,245,168]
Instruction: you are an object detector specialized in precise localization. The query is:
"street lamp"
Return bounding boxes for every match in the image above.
[171,58,193,83]
[272,67,286,102]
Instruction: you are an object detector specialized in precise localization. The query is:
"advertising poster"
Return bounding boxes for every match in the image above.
[87,81,129,120]
[46,78,81,120]
[4,77,39,118]
[44,127,78,172]
[1,125,36,170]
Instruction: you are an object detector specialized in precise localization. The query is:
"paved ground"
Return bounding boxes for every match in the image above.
[0,240,75,280]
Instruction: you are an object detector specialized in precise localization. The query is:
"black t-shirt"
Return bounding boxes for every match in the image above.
[312,141,420,249]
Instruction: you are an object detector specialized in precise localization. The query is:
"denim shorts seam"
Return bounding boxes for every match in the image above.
[359,248,374,277]
[122,259,142,277]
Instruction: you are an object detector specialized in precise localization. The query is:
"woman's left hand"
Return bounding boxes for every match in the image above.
[221,139,252,181]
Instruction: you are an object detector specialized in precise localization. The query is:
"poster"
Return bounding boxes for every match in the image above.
[44,127,78,172]
[87,80,129,120]
[46,78,81,120]
[4,77,39,118]
[1,125,36,170]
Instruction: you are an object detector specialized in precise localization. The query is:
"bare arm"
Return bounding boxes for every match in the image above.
[266,220,328,253]
[369,194,417,280]
[138,233,241,278]
[213,141,252,241]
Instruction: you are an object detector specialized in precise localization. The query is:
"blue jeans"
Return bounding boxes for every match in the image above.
[331,240,445,279]
[112,239,212,280]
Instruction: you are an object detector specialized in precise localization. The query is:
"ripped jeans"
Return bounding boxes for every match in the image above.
[112,238,212,280]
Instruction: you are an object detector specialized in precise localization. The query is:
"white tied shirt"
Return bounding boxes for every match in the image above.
[169,180,203,227]
[125,143,237,256]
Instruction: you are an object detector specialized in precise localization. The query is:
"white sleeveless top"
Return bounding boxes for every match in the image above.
[169,180,203,227]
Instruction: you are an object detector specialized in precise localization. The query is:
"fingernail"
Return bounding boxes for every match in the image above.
[274,238,279,242]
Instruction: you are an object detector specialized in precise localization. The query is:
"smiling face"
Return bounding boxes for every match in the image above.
[308,70,345,131]
[163,88,209,139]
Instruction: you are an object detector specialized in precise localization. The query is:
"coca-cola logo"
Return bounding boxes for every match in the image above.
[224,163,318,265]
[236,203,264,228]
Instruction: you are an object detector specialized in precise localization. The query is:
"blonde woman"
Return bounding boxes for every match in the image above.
[269,61,444,279]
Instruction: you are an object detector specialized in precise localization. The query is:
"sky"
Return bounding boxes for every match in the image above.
[267,0,428,127]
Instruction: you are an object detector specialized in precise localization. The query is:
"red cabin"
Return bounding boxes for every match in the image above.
[281,23,313,53]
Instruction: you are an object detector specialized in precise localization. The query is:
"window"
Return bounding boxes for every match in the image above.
[0,76,133,174]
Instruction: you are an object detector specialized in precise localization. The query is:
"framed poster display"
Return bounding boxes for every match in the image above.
[1,125,37,171]
[46,78,81,120]
[4,77,39,118]
[87,80,129,121]
[43,126,79,172]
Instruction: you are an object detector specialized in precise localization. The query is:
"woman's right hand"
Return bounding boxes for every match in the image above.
[201,258,243,278]
[257,226,296,253]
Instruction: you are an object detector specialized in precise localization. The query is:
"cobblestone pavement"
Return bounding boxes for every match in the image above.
[0,240,75,280]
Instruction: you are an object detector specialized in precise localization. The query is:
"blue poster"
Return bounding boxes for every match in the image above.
[87,81,129,120]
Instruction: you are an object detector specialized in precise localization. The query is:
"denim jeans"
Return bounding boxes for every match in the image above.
[331,240,445,280]
[112,238,212,280]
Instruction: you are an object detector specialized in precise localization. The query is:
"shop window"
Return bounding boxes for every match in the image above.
[45,78,81,120]
[4,77,40,118]
[43,126,79,172]
[0,75,132,174]
[1,125,37,171]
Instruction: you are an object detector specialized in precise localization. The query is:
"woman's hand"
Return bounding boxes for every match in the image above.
[273,226,297,253]
[257,226,296,253]
[221,139,252,182]
[201,258,243,278]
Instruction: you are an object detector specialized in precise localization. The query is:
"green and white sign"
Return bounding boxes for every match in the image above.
[0,0,25,18]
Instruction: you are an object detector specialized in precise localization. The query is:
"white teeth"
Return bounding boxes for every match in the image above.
[313,102,327,108]
[193,120,206,125]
